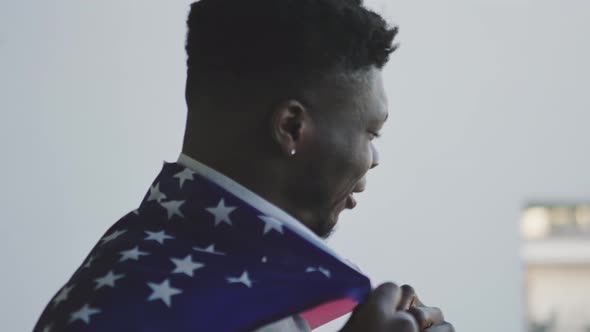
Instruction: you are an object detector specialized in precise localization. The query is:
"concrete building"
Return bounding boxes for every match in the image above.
[522,204,590,332]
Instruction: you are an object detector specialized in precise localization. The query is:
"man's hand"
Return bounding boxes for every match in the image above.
[339,283,454,332]
[397,285,455,332]
[340,283,418,332]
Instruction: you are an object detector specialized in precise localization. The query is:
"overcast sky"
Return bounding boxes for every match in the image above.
[1,1,589,331]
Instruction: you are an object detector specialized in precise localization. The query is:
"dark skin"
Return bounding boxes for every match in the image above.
[183,69,385,238]
[342,283,455,332]
[182,68,453,331]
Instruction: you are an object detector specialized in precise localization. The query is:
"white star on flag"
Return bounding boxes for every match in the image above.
[83,255,96,269]
[206,198,237,226]
[318,267,331,278]
[147,182,167,202]
[52,284,74,307]
[119,246,150,262]
[94,270,125,290]
[69,304,101,324]
[173,168,195,189]
[305,266,331,278]
[170,254,205,277]
[259,215,284,235]
[100,229,127,244]
[193,244,226,256]
[147,279,182,307]
[160,200,185,220]
[145,230,174,244]
[41,324,52,332]
[226,271,253,288]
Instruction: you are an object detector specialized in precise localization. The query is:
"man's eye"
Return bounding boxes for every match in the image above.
[369,131,381,139]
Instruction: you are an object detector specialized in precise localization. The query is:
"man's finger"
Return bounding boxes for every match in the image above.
[412,295,424,307]
[407,306,445,330]
[425,322,455,332]
[341,283,404,331]
[364,282,402,316]
[388,311,419,332]
[397,285,417,310]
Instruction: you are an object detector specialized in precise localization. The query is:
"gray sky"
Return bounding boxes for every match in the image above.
[1,1,589,331]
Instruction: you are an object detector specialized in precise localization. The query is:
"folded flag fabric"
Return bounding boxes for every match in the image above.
[34,162,371,332]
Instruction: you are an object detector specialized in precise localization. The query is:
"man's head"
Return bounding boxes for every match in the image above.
[182,0,398,238]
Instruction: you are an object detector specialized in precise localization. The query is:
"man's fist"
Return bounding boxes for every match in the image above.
[340,283,419,332]
[340,283,454,332]
[398,285,455,332]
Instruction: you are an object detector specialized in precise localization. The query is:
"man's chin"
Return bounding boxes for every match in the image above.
[301,210,340,239]
[314,217,338,239]
[319,227,337,240]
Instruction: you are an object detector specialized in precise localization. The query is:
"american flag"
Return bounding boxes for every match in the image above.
[34,162,371,331]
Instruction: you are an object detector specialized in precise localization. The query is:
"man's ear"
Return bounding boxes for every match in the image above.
[269,100,312,157]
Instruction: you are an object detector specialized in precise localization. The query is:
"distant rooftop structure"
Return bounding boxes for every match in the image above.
[520,202,590,332]
[521,202,590,265]
[521,203,590,240]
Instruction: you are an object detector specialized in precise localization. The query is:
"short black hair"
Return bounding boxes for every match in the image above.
[185,0,398,108]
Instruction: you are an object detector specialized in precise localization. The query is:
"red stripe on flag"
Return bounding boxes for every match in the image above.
[300,298,358,329]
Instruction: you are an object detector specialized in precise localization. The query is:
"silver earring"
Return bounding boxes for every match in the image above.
[290,149,296,156]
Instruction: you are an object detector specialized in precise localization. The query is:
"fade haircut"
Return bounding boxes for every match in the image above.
[185,0,398,110]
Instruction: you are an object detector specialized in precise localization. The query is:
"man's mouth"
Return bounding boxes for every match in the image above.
[345,182,365,210]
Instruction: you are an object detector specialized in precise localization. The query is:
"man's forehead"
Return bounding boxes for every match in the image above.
[363,69,389,122]
[304,67,388,119]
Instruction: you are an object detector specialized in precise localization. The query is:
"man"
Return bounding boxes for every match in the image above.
[34,0,454,331]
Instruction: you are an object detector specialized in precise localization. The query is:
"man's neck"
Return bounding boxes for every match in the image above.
[181,149,297,218]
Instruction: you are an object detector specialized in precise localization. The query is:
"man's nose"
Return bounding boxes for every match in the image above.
[354,177,367,193]
[370,144,380,169]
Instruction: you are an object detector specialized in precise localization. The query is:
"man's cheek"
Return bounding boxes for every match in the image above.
[351,146,372,179]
